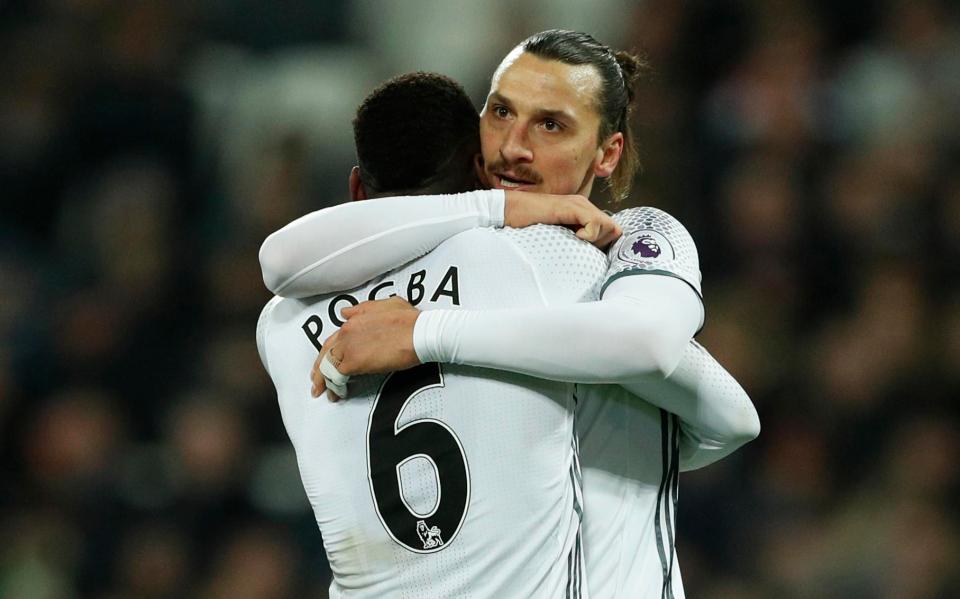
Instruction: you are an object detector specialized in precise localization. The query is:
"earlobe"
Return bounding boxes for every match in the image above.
[349,166,367,201]
[473,154,490,189]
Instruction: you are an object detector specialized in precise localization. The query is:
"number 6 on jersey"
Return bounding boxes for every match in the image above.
[366,363,470,553]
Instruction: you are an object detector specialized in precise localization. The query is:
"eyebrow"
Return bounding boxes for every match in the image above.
[488,92,578,125]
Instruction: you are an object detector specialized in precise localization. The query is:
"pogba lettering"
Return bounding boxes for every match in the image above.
[301,266,460,349]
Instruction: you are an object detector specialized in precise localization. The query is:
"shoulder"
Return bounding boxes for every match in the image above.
[441,224,604,266]
[497,225,607,303]
[256,296,285,375]
[612,206,695,242]
[610,206,699,266]
[605,206,703,299]
[257,295,284,331]
[496,224,605,258]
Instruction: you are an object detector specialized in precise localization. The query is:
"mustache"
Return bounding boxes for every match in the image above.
[485,158,543,185]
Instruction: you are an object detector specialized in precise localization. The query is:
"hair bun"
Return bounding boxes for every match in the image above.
[614,50,649,103]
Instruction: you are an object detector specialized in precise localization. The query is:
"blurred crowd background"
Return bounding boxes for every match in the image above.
[1,0,959,597]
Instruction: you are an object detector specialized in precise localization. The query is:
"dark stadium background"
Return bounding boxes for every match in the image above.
[2,1,958,597]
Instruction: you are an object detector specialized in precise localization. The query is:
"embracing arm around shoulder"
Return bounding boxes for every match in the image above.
[259,190,505,298]
[414,274,701,383]
[258,190,617,298]
[412,273,757,466]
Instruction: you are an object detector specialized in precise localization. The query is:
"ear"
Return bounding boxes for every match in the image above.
[473,153,490,189]
[349,166,367,201]
[593,132,624,179]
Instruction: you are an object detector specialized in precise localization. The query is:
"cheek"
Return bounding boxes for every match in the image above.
[562,146,589,176]
[538,149,585,192]
[479,125,501,160]
[571,148,583,166]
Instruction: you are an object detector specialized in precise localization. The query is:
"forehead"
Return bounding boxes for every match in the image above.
[489,49,602,121]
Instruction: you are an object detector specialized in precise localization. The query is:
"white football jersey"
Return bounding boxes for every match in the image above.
[579,207,702,599]
[257,225,608,598]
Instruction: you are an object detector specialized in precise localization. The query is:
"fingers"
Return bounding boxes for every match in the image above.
[311,354,327,398]
[595,221,623,249]
[340,303,362,319]
[575,215,621,248]
[312,376,327,398]
[311,331,340,398]
[342,296,412,320]
[576,221,600,242]
[319,352,350,399]
[505,192,616,238]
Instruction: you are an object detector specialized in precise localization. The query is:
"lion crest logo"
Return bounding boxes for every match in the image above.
[631,235,661,258]
[618,230,674,265]
[416,521,444,550]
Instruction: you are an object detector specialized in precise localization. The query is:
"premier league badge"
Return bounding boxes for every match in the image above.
[617,230,674,265]
[632,235,662,258]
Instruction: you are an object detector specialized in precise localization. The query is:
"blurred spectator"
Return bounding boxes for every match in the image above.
[108,521,191,599]
[199,526,300,599]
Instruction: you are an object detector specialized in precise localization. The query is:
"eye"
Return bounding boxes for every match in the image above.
[542,118,562,132]
[493,105,510,118]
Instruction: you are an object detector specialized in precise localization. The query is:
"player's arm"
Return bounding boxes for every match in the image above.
[327,275,758,466]
[258,189,619,298]
[414,276,758,465]
[415,206,707,382]
[616,343,760,471]
[324,207,757,463]
[414,274,699,382]
[414,206,757,466]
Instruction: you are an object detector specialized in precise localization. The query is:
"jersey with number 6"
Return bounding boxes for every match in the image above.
[257,225,607,598]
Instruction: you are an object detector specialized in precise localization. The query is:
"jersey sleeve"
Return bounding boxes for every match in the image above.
[259,190,505,298]
[618,340,760,471]
[413,271,702,383]
[603,207,703,300]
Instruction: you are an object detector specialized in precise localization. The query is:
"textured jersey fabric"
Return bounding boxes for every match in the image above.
[576,383,687,599]
[258,197,758,598]
[604,207,703,300]
[257,225,601,598]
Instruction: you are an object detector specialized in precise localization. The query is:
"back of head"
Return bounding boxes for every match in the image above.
[353,72,480,198]
[521,29,649,202]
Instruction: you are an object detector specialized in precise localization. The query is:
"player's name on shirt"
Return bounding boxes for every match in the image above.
[301,265,461,353]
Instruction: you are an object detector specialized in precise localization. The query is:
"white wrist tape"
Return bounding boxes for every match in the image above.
[319,353,350,398]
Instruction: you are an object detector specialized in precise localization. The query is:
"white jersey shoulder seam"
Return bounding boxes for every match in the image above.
[490,226,563,307]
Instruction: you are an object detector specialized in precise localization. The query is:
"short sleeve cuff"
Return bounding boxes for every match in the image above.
[600,268,703,300]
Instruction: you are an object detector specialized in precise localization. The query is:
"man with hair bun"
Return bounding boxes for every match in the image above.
[261,30,758,597]
[506,28,647,203]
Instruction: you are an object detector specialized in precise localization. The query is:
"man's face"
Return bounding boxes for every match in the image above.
[479,49,612,196]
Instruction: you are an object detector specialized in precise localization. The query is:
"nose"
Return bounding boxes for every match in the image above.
[500,122,533,164]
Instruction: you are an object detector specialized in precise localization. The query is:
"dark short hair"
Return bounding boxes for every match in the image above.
[353,72,480,197]
[522,29,648,201]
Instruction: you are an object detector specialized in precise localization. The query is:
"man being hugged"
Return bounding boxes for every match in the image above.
[262,31,759,598]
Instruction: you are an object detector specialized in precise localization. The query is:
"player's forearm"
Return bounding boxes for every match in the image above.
[413,276,701,383]
[259,190,505,298]
[618,342,760,471]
